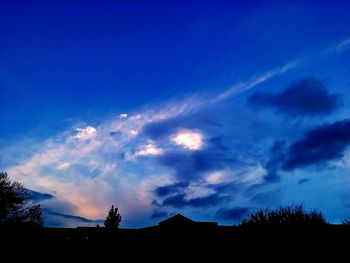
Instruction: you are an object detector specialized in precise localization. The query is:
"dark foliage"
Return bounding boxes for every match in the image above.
[240,205,326,226]
[104,205,121,231]
[0,172,44,227]
[342,219,350,225]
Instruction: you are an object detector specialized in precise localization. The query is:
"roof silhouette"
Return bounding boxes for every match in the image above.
[158,214,194,226]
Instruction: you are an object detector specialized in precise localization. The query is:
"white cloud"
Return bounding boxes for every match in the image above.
[205,165,265,186]
[329,151,350,169]
[119,113,128,119]
[129,130,138,136]
[206,171,226,184]
[184,183,216,199]
[135,144,164,157]
[74,126,97,141]
[56,162,71,170]
[240,164,266,185]
[171,129,204,151]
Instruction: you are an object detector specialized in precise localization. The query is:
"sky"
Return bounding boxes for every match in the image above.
[1,0,350,227]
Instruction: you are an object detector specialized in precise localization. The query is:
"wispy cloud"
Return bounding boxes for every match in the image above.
[213,61,300,103]
[333,38,350,52]
[134,143,164,157]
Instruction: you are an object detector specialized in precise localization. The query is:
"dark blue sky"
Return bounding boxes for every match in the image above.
[1,1,350,227]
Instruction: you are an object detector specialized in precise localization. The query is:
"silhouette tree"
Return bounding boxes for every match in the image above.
[240,205,326,226]
[104,205,121,231]
[0,172,44,227]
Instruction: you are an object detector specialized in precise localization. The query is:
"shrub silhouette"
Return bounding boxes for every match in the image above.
[240,205,326,226]
[0,172,44,227]
[104,205,121,231]
[342,219,350,225]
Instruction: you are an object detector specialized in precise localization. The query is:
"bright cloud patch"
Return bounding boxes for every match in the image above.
[206,171,226,184]
[56,162,71,170]
[171,130,204,151]
[74,126,97,141]
[135,144,164,157]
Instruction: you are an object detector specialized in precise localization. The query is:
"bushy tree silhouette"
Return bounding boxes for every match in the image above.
[240,205,326,226]
[104,205,121,231]
[0,172,44,227]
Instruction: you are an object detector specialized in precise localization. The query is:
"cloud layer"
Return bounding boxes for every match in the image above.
[3,39,350,227]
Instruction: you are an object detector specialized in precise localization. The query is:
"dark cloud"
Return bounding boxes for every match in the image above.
[151,199,161,207]
[248,77,340,116]
[264,141,286,182]
[209,136,230,151]
[283,119,350,170]
[109,131,122,138]
[261,119,350,174]
[187,193,225,207]
[150,211,168,220]
[45,210,103,224]
[216,207,250,221]
[25,189,54,202]
[298,178,309,185]
[162,193,225,208]
[154,182,189,197]
[162,194,187,208]
[210,182,240,193]
[158,147,234,180]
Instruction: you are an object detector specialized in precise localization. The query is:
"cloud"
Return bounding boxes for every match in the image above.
[283,119,350,170]
[248,77,340,117]
[216,207,250,221]
[119,113,128,119]
[171,129,204,151]
[154,182,189,197]
[334,38,350,52]
[264,141,286,183]
[213,61,299,103]
[25,189,54,202]
[135,143,164,157]
[56,162,71,170]
[74,126,97,140]
[298,178,309,185]
[158,149,233,181]
[206,171,226,184]
[262,119,350,174]
[142,110,220,140]
[162,193,225,208]
[44,210,104,227]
